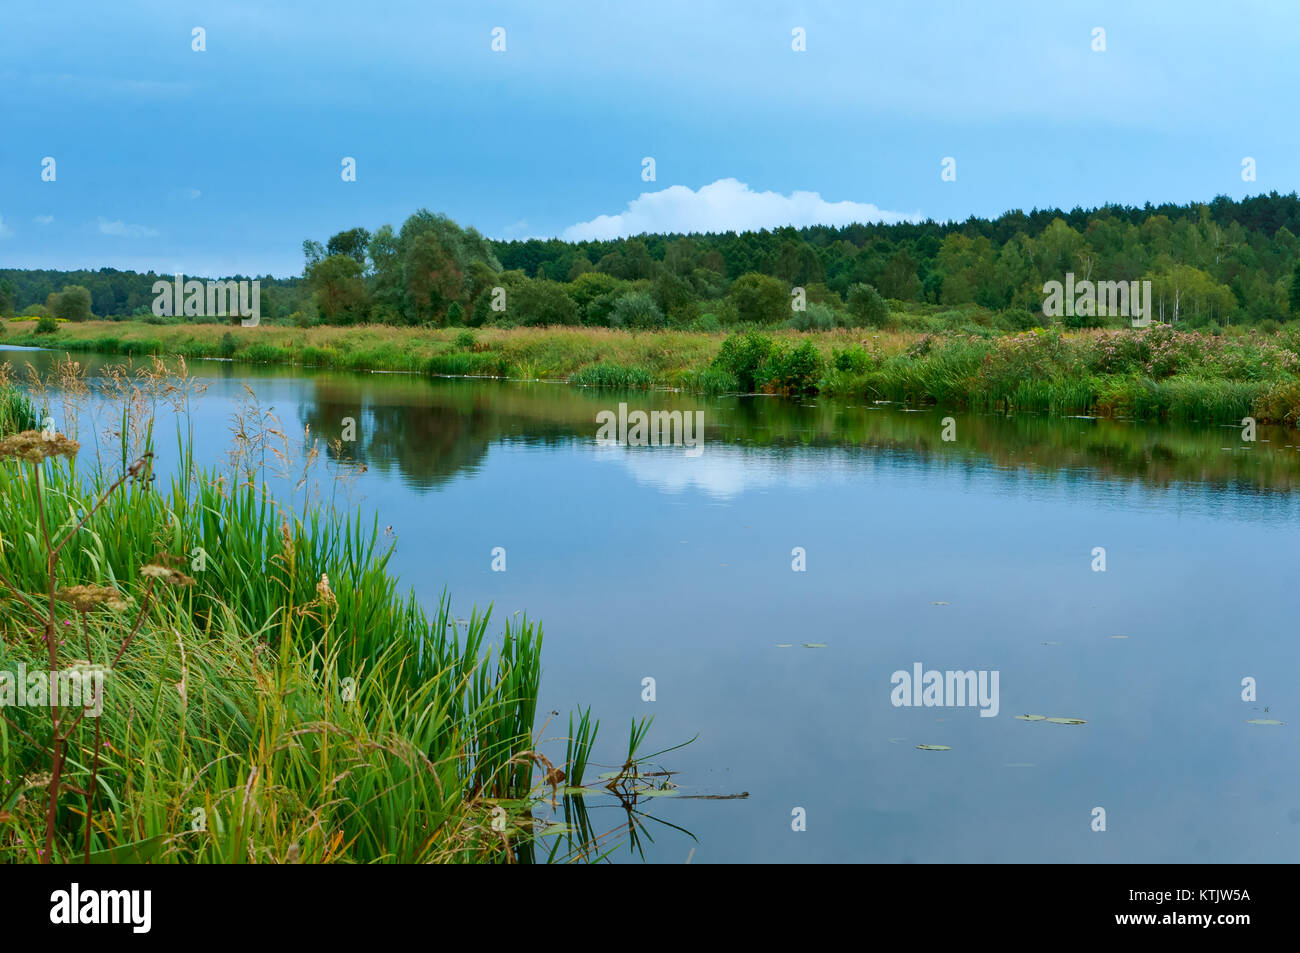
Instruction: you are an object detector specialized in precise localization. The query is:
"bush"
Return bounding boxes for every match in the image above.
[728,273,788,324]
[34,315,58,335]
[609,291,666,330]
[219,332,238,358]
[846,283,889,327]
[786,301,836,331]
[1258,319,1280,335]
[510,278,579,326]
[48,284,93,321]
[454,329,476,349]
[763,339,824,394]
[832,345,873,374]
[711,331,775,392]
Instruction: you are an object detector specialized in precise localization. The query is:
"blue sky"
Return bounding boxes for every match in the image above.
[1,0,1297,277]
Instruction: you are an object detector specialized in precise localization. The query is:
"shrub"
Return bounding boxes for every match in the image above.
[609,291,666,330]
[510,278,579,326]
[786,301,836,331]
[454,329,476,349]
[846,283,890,327]
[34,315,58,335]
[763,339,824,394]
[728,273,788,324]
[219,332,238,358]
[832,344,873,374]
[711,331,775,392]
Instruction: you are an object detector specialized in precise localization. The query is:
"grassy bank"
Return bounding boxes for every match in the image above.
[0,369,670,863]
[8,318,1300,425]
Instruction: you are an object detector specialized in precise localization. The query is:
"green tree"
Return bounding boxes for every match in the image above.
[728,273,787,324]
[609,291,665,330]
[326,228,372,269]
[846,283,889,327]
[49,285,93,321]
[306,254,368,324]
[510,278,579,326]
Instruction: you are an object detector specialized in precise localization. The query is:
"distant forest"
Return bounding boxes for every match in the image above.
[6,191,1300,332]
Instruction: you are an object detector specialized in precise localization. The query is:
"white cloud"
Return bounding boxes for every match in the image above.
[187,188,202,200]
[560,178,920,241]
[502,218,530,237]
[97,217,158,238]
[0,215,12,238]
[33,214,53,225]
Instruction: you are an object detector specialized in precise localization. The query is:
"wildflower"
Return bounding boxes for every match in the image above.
[139,564,196,587]
[0,430,79,463]
[315,573,337,609]
[55,584,130,613]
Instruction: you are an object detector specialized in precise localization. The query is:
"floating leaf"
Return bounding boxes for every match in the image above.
[1246,719,1284,726]
[1109,635,1128,640]
[930,601,950,606]
[1044,717,1086,725]
[775,643,793,648]
[1015,714,1047,721]
[915,744,951,751]
[801,642,828,648]
[637,788,681,797]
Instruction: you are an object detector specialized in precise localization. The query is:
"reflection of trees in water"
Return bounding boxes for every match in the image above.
[295,378,584,490]
[290,373,1300,494]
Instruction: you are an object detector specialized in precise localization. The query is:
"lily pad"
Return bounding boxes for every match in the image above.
[915,744,951,751]
[1246,719,1284,726]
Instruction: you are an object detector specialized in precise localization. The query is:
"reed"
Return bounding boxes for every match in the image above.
[0,369,667,863]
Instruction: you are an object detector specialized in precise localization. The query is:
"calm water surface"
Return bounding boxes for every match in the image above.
[7,346,1300,863]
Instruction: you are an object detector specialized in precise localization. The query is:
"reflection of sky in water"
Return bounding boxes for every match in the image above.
[8,350,1299,862]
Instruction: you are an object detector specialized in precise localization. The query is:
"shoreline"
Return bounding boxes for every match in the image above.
[5,319,1300,426]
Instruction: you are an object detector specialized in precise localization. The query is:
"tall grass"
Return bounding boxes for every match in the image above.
[0,369,601,862]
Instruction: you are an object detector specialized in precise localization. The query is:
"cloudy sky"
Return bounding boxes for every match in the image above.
[1,0,1297,276]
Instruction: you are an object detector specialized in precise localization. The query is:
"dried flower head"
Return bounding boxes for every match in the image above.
[315,573,337,609]
[0,430,79,463]
[140,564,196,587]
[55,584,129,613]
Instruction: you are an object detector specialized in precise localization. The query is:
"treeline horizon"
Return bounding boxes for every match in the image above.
[6,190,1300,332]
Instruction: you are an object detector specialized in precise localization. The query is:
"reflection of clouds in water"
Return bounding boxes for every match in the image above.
[591,442,857,500]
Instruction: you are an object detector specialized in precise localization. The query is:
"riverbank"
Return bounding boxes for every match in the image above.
[6,319,1300,425]
[0,375,610,863]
